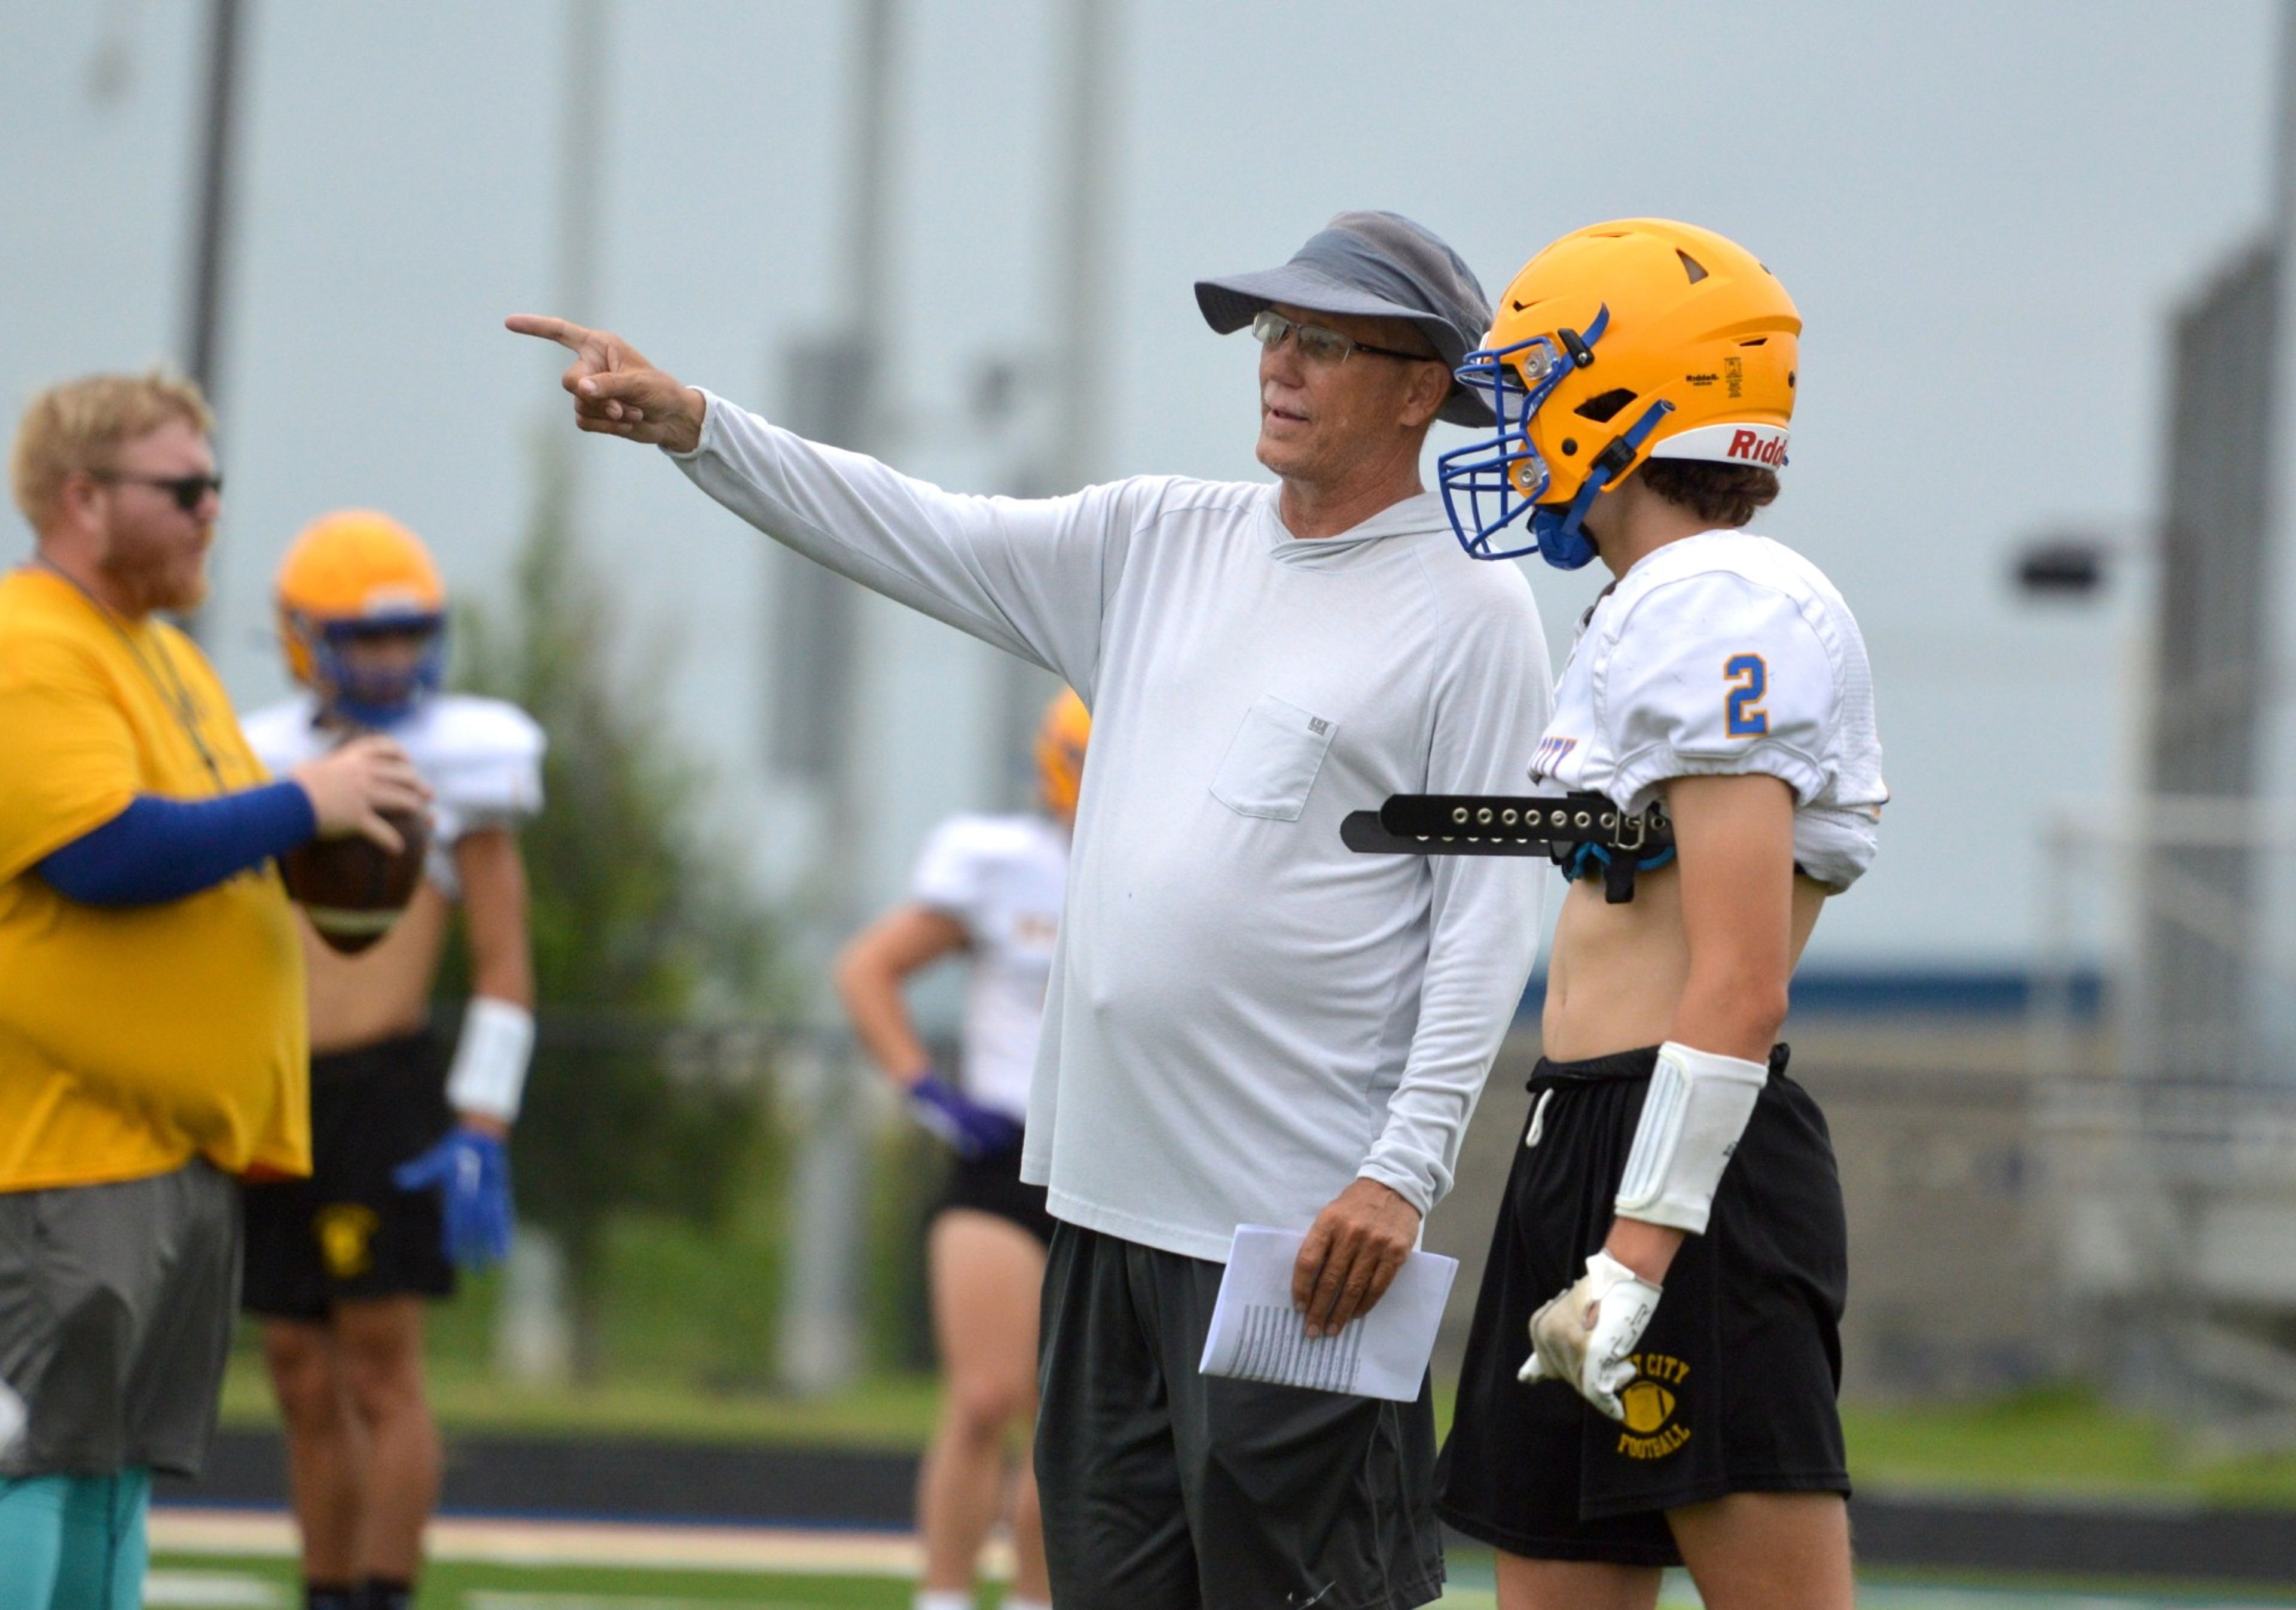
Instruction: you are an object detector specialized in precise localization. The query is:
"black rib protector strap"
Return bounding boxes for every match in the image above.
[1339,812,1551,857]
[1377,792,1671,850]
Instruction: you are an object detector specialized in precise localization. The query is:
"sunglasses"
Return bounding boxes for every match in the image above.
[93,471,224,513]
[1250,308,1432,367]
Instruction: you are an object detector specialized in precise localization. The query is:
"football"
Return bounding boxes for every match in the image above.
[277,810,430,953]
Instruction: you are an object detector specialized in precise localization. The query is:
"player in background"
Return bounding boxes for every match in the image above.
[239,511,545,1610]
[1431,221,1884,1610]
[833,690,1087,1610]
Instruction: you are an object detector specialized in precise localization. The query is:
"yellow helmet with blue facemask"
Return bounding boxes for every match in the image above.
[276,510,448,727]
[1440,219,1800,570]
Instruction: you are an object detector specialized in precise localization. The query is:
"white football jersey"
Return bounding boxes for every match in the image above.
[1531,529,1885,891]
[909,812,1068,1123]
[241,693,546,900]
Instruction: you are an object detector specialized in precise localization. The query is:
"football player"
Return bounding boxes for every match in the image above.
[832,689,1088,1610]
[239,511,545,1610]
[1431,221,1884,1610]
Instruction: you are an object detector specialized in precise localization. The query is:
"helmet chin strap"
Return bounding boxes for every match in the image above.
[1526,399,1676,571]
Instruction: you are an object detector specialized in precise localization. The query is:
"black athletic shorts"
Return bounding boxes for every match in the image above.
[933,1139,1055,1246]
[1436,1044,1850,1568]
[1036,1222,1445,1610]
[241,1029,456,1321]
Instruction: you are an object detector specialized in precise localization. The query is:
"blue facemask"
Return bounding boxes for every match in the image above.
[312,614,446,728]
[1437,306,1674,571]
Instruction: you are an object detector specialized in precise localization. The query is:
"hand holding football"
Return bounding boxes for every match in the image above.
[279,809,430,953]
[282,737,435,953]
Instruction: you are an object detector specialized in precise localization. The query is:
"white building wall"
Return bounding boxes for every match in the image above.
[0,1,2281,977]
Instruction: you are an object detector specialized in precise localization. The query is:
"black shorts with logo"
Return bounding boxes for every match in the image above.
[933,1138,1056,1247]
[1436,1044,1849,1568]
[241,1029,456,1321]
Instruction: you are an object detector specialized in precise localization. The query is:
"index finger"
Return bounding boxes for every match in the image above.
[505,313,591,350]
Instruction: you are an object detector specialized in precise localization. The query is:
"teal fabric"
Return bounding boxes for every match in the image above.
[0,1471,149,1610]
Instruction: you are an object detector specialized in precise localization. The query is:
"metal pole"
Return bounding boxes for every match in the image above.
[176,0,245,641]
[2257,0,2296,1081]
[844,0,898,356]
[537,0,611,532]
[555,0,610,337]
[777,0,903,1399]
[1049,0,1116,496]
[988,0,1120,780]
[497,0,613,1388]
[182,0,244,405]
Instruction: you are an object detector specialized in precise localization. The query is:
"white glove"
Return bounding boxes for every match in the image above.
[1518,1251,1662,1421]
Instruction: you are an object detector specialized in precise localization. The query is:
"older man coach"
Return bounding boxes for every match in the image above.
[512,211,1550,1610]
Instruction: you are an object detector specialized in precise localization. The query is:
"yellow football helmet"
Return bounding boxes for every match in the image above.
[276,510,448,724]
[1035,689,1091,818]
[1439,219,1800,569]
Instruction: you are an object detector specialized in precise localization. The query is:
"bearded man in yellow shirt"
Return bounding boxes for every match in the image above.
[0,373,425,1610]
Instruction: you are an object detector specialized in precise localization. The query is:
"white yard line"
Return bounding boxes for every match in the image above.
[149,1506,1015,1577]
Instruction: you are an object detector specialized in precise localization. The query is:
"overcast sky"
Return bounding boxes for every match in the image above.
[0,0,2280,966]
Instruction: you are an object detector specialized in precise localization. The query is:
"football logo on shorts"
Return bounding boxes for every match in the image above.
[1616,1352,1692,1460]
[315,1203,381,1279]
[1621,1380,1674,1434]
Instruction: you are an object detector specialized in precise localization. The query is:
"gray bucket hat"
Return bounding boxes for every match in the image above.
[1195,210,1496,426]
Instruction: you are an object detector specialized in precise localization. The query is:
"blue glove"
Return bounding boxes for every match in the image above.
[392,1126,514,1269]
[906,1074,1022,1160]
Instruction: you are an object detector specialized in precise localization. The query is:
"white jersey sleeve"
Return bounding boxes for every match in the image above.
[413,696,546,837]
[906,813,1067,1123]
[238,694,328,780]
[1602,572,1839,811]
[1535,532,1883,892]
[237,693,545,901]
[401,696,545,898]
[911,817,990,925]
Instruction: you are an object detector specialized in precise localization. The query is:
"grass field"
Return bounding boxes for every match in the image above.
[216,1346,2296,1509]
[145,1545,2296,1610]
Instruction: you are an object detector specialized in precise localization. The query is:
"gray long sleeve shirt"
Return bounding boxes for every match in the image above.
[674,392,1551,1261]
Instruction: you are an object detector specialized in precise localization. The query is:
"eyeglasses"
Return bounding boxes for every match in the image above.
[93,471,224,513]
[1250,308,1432,367]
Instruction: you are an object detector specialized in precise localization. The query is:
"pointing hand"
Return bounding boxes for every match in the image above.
[505,315,707,454]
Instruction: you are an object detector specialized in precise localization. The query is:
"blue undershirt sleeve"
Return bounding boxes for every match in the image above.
[35,782,318,907]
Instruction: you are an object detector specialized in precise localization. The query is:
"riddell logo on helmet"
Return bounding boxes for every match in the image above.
[1725,429,1787,466]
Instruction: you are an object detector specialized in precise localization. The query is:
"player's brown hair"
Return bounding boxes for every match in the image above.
[1635,458,1779,529]
[10,370,216,534]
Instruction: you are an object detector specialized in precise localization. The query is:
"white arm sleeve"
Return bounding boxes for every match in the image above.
[446,997,536,1123]
[1601,574,1840,817]
[1614,1039,1768,1234]
[909,817,985,925]
[1355,583,1552,1215]
[671,391,1153,699]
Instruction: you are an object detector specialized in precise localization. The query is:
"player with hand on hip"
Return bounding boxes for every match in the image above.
[239,512,545,1610]
[1431,221,1885,1610]
[833,689,1087,1610]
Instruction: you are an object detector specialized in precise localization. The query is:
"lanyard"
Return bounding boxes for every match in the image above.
[28,559,228,789]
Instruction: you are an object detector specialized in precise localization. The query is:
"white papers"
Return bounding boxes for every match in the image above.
[1198,1225,1459,1402]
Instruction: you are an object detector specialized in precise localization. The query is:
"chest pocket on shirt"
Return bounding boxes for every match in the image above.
[1210,694,1336,822]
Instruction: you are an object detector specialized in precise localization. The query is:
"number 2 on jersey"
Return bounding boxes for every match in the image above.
[1724,654,1769,737]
